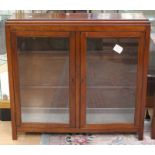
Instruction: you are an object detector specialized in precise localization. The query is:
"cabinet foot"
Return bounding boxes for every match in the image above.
[152,134,155,139]
[12,128,17,140]
[12,133,17,140]
[152,117,155,139]
[138,131,143,140]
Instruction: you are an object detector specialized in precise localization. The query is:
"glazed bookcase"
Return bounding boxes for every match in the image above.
[5,13,150,140]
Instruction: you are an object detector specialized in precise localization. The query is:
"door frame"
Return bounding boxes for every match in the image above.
[9,30,76,128]
[80,31,146,131]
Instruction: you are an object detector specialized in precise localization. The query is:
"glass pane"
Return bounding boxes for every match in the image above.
[17,37,69,123]
[86,38,138,124]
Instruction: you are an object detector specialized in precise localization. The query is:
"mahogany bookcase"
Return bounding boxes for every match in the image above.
[5,13,150,140]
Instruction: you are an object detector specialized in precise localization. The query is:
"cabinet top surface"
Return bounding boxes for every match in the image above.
[6,13,148,22]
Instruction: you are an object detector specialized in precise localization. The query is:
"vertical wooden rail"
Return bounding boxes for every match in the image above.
[5,26,17,140]
[80,32,87,128]
[138,26,150,140]
[69,32,76,128]
[75,32,81,128]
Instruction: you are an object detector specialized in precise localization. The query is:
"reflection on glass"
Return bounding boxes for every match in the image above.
[17,37,69,123]
[86,38,138,124]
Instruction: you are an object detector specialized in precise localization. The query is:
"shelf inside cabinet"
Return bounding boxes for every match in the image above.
[86,108,135,124]
[21,107,69,123]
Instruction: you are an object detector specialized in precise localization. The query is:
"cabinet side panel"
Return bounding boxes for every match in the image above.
[138,26,150,140]
[5,26,17,140]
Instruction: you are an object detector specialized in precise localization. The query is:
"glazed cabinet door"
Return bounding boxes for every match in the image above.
[80,31,145,131]
[12,31,76,128]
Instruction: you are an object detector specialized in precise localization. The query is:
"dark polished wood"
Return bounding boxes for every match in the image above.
[5,13,150,140]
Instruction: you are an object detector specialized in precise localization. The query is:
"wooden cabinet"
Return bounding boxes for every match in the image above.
[5,13,150,140]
